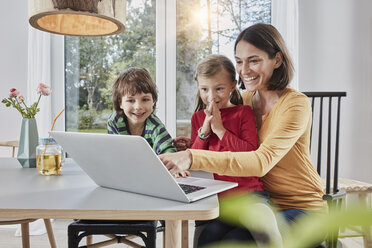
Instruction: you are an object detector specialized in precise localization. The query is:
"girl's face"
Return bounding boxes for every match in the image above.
[197,68,236,110]
[235,40,282,92]
[120,92,155,127]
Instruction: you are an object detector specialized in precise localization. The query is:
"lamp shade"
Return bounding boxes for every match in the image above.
[29,0,126,36]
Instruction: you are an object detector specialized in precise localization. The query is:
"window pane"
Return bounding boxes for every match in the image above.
[65,1,156,133]
[176,0,271,137]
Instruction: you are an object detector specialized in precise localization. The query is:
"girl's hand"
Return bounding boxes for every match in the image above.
[209,101,226,139]
[201,104,213,136]
[159,150,192,176]
[173,136,191,151]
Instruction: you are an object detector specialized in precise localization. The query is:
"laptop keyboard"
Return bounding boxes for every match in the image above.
[179,183,206,194]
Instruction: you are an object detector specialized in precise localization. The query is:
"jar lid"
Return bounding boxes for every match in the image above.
[39,137,56,144]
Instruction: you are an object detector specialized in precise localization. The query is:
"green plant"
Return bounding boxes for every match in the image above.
[78,109,95,129]
[206,194,372,248]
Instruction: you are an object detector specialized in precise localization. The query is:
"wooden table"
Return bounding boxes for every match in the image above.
[0,158,219,248]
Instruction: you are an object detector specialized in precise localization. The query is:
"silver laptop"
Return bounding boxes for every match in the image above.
[50,131,237,203]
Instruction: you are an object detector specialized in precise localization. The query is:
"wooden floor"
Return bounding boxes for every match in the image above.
[0,219,365,248]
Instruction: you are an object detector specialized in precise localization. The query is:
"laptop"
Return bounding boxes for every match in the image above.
[50,131,237,203]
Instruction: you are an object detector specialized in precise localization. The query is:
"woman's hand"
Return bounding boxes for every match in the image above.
[159,150,192,176]
[173,170,192,178]
[173,136,191,151]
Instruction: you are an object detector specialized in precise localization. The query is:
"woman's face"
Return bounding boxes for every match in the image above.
[235,40,281,92]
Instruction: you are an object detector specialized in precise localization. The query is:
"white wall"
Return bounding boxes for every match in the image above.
[299,0,372,183]
[0,2,28,157]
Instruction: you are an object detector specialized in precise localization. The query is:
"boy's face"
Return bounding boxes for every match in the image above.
[120,92,155,127]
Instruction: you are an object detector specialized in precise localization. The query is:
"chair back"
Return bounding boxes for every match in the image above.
[302,92,346,196]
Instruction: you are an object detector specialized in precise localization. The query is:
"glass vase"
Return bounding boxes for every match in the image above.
[17,118,39,168]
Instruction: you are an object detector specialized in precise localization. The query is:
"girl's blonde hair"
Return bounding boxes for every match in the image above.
[194,54,242,112]
[112,67,158,117]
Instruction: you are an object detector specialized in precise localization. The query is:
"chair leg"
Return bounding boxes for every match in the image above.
[359,193,372,248]
[86,235,93,245]
[182,220,188,248]
[21,223,31,248]
[68,225,81,248]
[163,231,166,248]
[43,219,57,248]
[145,228,157,248]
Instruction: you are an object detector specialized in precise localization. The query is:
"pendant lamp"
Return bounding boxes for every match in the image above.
[29,0,126,36]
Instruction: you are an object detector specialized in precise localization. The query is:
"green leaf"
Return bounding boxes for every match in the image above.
[212,194,372,248]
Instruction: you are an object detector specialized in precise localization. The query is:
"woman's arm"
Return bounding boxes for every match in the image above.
[190,95,311,177]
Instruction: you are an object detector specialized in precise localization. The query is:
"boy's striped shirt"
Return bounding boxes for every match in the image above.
[107,112,177,155]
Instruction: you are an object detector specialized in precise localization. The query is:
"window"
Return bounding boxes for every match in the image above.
[65,1,156,133]
[64,0,270,136]
[176,0,271,137]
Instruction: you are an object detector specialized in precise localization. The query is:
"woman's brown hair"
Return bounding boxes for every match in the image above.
[234,23,294,91]
[112,67,158,117]
[194,54,243,112]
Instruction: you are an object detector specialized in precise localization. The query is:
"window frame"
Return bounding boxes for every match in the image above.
[51,0,177,136]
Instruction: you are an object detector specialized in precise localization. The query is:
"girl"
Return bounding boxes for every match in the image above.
[191,54,263,195]
[190,54,282,247]
[107,67,176,155]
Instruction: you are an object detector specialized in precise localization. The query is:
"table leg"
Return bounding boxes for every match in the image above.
[182,220,189,248]
[165,220,182,248]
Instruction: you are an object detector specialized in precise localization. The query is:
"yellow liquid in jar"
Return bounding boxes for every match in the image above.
[36,154,62,175]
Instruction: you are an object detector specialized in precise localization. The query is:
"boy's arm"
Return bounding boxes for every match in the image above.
[219,106,257,152]
[151,117,177,154]
[154,127,177,154]
[107,113,119,134]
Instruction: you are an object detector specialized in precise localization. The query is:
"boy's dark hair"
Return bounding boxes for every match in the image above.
[234,23,294,91]
[194,54,243,112]
[112,67,158,117]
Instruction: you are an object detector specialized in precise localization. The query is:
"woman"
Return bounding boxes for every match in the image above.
[160,23,326,245]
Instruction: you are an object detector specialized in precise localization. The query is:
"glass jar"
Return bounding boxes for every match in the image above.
[36,138,62,175]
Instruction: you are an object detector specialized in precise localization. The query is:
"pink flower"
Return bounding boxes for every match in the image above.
[8,88,19,98]
[37,83,52,96]
[17,95,24,102]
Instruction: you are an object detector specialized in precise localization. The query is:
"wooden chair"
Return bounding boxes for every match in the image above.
[304,92,372,248]
[0,140,19,158]
[304,92,347,248]
[0,140,57,248]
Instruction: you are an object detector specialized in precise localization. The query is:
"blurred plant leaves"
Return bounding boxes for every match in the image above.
[206,194,372,248]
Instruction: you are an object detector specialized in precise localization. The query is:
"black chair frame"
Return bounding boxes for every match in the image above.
[68,220,165,248]
[303,92,347,248]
